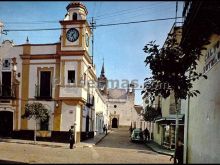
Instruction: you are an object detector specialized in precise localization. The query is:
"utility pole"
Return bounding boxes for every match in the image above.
[90,17,96,66]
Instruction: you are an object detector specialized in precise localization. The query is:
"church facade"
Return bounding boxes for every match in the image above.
[97,63,140,129]
[0,2,104,143]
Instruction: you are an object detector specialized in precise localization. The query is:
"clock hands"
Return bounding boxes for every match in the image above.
[66,28,79,42]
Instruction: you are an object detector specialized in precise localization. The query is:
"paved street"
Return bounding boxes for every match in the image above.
[0,128,170,164]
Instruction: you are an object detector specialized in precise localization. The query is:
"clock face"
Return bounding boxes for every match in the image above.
[85,33,89,47]
[66,28,79,42]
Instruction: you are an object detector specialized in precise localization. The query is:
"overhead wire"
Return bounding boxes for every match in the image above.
[91,2,174,21]
[97,5,175,25]
[3,17,183,33]
[88,2,172,20]
[3,2,174,25]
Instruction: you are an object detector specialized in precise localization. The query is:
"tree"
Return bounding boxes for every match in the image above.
[143,105,161,122]
[21,102,50,144]
[142,105,161,140]
[142,34,207,161]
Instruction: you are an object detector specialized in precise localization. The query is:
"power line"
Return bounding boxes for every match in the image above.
[3,2,174,25]
[3,17,183,32]
[93,2,174,21]
[96,17,182,27]
[97,5,175,25]
[90,2,173,19]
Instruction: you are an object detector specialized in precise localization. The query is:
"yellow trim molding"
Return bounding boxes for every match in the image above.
[20,45,31,129]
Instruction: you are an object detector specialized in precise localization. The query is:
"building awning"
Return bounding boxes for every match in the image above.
[155,114,184,123]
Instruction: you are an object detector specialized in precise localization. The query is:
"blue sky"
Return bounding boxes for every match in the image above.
[0,1,183,105]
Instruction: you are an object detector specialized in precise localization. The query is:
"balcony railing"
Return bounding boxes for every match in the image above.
[35,84,52,100]
[0,84,16,99]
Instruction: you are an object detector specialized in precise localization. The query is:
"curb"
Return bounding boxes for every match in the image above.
[0,131,112,148]
[94,134,106,145]
[0,139,67,148]
[145,143,174,156]
[94,131,111,145]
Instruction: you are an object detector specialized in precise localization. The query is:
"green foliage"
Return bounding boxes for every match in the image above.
[21,102,50,122]
[143,105,162,122]
[142,35,207,101]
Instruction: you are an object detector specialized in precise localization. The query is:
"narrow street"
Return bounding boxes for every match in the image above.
[0,127,170,164]
[93,127,171,163]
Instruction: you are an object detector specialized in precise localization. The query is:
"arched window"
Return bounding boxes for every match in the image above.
[73,13,77,20]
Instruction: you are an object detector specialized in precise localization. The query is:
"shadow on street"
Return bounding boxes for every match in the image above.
[0,159,28,164]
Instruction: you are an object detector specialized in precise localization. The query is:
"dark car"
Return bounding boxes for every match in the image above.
[130,128,144,143]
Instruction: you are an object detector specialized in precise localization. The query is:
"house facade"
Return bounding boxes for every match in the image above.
[153,24,184,150]
[142,24,184,149]
[94,88,108,134]
[181,1,220,163]
[0,1,105,143]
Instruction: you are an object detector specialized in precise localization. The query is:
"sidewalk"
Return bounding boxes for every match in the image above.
[75,131,110,148]
[0,138,68,148]
[0,131,110,149]
[145,141,174,156]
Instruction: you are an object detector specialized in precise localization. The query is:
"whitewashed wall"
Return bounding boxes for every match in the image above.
[183,34,220,163]
[31,45,56,55]
[60,102,76,131]
[0,41,23,130]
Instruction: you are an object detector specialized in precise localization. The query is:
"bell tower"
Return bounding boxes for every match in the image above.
[59,1,91,52]
[98,60,108,95]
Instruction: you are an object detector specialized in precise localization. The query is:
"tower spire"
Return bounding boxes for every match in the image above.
[26,36,29,44]
[101,58,105,77]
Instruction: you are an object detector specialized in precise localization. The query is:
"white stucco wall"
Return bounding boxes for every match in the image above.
[75,104,81,135]
[60,102,76,131]
[31,45,56,55]
[183,34,220,163]
[0,41,23,130]
[94,89,107,133]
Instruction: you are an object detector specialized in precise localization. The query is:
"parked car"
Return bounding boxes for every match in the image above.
[130,128,144,143]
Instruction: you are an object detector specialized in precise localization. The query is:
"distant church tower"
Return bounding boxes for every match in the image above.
[98,60,108,95]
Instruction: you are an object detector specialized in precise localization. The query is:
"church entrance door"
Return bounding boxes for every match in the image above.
[112,118,118,128]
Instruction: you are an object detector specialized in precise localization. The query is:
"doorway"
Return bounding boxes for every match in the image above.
[1,72,11,98]
[86,115,89,132]
[112,118,118,128]
[0,111,13,137]
[40,71,51,98]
